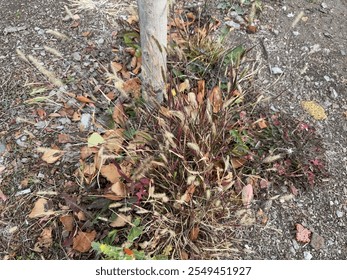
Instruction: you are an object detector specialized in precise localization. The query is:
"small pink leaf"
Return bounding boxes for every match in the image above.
[242,184,253,208]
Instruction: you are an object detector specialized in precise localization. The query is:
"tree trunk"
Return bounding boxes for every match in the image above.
[137,0,167,106]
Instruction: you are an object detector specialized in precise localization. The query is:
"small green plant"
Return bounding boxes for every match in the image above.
[92,218,166,260]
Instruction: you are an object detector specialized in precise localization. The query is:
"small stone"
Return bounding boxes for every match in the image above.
[292,31,299,36]
[310,233,325,250]
[80,113,91,131]
[97,38,105,45]
[58,118,71,125]
[34,121,47,129]
[225,21,241,29]
[323,75,331,82]
[271,66,284,75]
[287,12,295,18]
[341,50,346,56]
[321,2,328,9]
[0,142,6,153]
[72,52,81,61]
[336,210,344,218]
[330,87,338,99]
[292,239,300,250]
[303,251,313,260]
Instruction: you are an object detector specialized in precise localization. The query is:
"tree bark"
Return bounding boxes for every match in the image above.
[137,0,167,106]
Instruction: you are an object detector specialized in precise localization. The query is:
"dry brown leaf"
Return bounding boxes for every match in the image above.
[181,184,196,203]
[28,198,55,218]
[112,103,127,126]
[111,181,127,197]
[231,157,246,169]
[181,251,189,260]
[0,188,8,202]
[256,118,268,129]
[208,86,223,113]
[106,91,116,100]
[76,211,87,221]
[33,227,53,252]
[111,61,123,72]
[80,146,98,160]
[123,78,141,98]
[36,108,46,119]
[127,15,139,24]
[72,111,81,121]
[296,224,311,243]
[242,184,253,208]
[133,57,142,75]
[101,164,121,183]
[197,80,205,105]
[82,31,92,37]
[76,95,94,103]
[58,133,71,143]
[73,230,97,253]
[37,147,64,164]
[189,225,200,241]
[59,215,74,232]
[178,79,190,93]
[103,129,124,153]
[110,214,131,228]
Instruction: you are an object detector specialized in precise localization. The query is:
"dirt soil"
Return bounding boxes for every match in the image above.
[0,0,346,260]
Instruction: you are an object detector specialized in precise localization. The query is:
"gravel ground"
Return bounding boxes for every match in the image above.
[1,0,346,260]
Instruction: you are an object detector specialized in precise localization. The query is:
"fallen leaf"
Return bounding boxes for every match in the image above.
[123,248,134,256]
[33,227,53,252]
[123,78,141,98]
[88,132,105,147]
[259,178,269,189]
[189,225,199,241]
[60,215,74,232]
[111,181,127,197]
[101,164,121,183]
[181,184,196,203]
[106,91,116,100]
[231,157,246,169]
[296,224,311,243]
[103,129,124,153]
[111,61,123,72]
[178,79,190,93]
[246,25,257,33]
[181,251,189,260]
[37,147,64,164]
[73,230,96,253]
[289,183,299,196]
[301,101,327,120]
[0,188,8,202]
[208,86,223,113]
[72,111,81,121]
[82,31,92,37]
[110,214,131,228]
[197,80,205,105]
[76,211,87,221]
[256,118,268,129]
[127,15,139,24]
[36,108,46,119]
[58,133,71,143]
[112,103,127,126]
[76,95,94,103]
[80,146,98,160]
[241,184,253,208]
[0,165,5,174]
[28,198,55,218]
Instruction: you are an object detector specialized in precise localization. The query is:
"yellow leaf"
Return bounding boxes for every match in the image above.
[87,132,105,147]
[301,101,327,120]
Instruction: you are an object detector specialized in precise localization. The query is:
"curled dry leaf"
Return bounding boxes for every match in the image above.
[37,147,64,164]
[208,86,223,113]
[197,80,205,105]
[28,198,55,218]
[0,188,8,202]
[180,184,196,203]
[110,214,132,228]
[112,103,127,126]
[72,230,97,253]
[59,215,74,232]
[33,227,53,252]
[103,129,124,153]
[111,61,123,72]
[111,181,127,197]
[101,164,121,183]
[231,157,246,169]
[241,184,253,208]
[76,95,94,103]
[296,223,311,243]
[189,225,200,241]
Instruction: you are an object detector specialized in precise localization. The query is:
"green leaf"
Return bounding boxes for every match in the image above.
[226,45,246,66]
[127,224,144,243]
[88,132,105,147]
[24,96,49,104]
